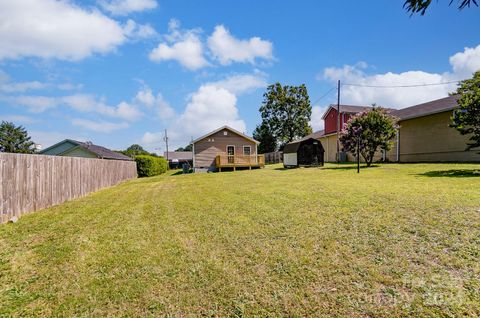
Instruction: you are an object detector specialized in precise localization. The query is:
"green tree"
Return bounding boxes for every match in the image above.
[253,122,276,153]
[0,121,36,153]
[450,71,480,152]
[259,83,312,148]
[340,108,398,167]
[175,144,192,152]
[120,144,158,158]
[404,0,477,15]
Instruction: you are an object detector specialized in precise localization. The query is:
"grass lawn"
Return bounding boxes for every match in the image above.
[1,163,479,317]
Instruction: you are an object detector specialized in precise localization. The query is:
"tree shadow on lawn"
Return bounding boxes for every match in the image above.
[418,169,480,178]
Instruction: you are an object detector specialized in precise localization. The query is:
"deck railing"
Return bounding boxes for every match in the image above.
[215,154,265,168]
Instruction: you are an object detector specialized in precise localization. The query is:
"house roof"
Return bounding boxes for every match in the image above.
[164,151,193,161]
[40,139,133,161]
[192,125,260,144]
[297,130,325,142]
[321,105,375,119]
[392,95,459,121]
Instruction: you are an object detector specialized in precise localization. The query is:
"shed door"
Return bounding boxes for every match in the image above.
[227,145,235,164]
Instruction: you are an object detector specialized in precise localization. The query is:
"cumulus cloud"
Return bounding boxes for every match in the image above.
[123,19,157,39]
[207,25,273,65]
[141,72,267,148]
[72,118,129,133]
[149,20,208,70]
[99,0,158,16]
[310,106,328,131]
[0,0,127,61]
[320,45,480,108]
[134,87,176,120]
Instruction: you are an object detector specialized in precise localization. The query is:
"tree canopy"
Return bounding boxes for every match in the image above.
[340,108,398,167]
[120,144,158,158]
[257,83,312,150]
[450,71,480,153]
[175,144,192,152]
[253,122,277,154]
[404,0,478,15]
[0,121,36,154]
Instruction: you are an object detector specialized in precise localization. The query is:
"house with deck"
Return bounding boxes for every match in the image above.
[192,126,265,172]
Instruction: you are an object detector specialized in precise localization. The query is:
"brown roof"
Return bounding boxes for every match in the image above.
[321,104,374,119]
[72,140,133,161]
[164,151,193,161]
[297,130,325,142]
[392,95,459,121]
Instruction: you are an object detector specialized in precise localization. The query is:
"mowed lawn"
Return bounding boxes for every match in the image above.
[1,164,479,317]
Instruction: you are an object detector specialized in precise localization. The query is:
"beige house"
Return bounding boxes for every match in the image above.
[306,95,479,163]
[192,126,265,172]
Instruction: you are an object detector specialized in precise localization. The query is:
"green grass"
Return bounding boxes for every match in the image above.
[1,163,479,317]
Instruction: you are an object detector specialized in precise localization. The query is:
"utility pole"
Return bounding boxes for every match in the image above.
[336,80,341,164]
[163,129,169,163]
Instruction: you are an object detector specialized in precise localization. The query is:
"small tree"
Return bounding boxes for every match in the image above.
[340,108,398,167]
[253,122,276,153]
[450,71,480,153]
[175,144,192,152]
[259,83,312,148]
[0,121,36,154]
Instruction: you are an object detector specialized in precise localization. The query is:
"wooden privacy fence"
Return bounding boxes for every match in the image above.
[264,151,283,164]
[0,153,137,223]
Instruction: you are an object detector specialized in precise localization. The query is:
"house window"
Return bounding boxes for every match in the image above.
[224,131,228,136]
[243,146,251,155]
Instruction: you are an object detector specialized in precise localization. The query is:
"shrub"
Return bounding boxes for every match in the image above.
[135,155,168,177]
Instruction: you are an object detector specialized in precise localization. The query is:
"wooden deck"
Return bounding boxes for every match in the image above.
[215,154,265,171]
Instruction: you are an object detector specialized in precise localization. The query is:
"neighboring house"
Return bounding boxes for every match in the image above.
[164,151,193,169]
[192,125,264,172]
[283,137,325,168]
[300,95,479,163]
[40,139,133,161]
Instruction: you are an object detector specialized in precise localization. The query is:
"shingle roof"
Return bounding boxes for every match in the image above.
[392,95,459,121]
[296,130,325,142]
[192,125,259,144]
[71,140,133,161]
[164,151,193,161]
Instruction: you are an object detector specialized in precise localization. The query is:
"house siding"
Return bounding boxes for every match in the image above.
[324,108,352,135]
[398,111,479,162]
[193,129,257,171]
[41,140,78,156]
[61,147,98,159]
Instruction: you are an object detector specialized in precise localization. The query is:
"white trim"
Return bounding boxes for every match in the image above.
[192,125,259,144]
[226,145,235,155]
[243,145,251,155]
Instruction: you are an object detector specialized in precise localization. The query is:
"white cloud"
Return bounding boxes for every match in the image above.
[449,45,480,78]
[149,20,208,70]
[2,93,143,121]
[1,95,58,113]
[211,72,268,94]
[134,87,175,120]
[30,130,86,149]
[320,45,480,108]
[99,0,158,16]
[123,19,157,39]
[72,118,128,133]
[0,0,127,61]
[60,94,143,121]
[207,25,273,65]
[141,131,163,145]
[0,114,38,125]
[310,106,327,131]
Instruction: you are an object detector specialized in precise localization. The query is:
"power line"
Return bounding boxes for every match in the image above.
[342,80,463,88]
[312,86,337,104]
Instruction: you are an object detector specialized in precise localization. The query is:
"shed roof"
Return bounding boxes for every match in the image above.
[392,95,459,121]
[192,125,259,144]
[164,151,193,160]
[284,138,323,153]
[40,139,133,161]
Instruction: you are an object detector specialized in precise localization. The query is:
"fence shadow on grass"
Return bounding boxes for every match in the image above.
[418,169,480,178]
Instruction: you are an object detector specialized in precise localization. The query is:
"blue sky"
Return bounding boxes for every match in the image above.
[1,0,479,152]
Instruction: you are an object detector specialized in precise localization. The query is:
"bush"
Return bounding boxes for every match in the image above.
[135,155,168,177]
